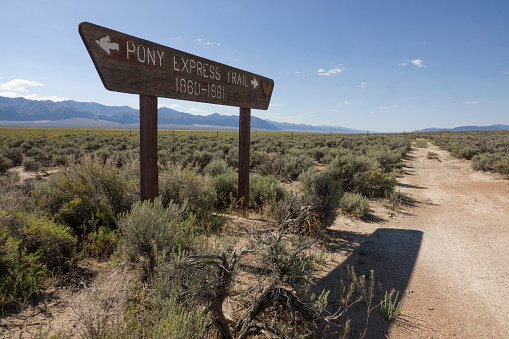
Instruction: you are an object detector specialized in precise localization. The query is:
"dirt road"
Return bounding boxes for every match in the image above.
[331,143,509,338]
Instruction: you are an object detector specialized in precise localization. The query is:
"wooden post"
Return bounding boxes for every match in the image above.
[140,95,158,202]
[238,107,251,213]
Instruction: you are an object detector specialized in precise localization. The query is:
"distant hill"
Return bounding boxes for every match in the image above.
[0,96,365,133]
[414,124,509,132]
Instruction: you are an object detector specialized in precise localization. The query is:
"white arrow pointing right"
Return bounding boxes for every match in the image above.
[251,77,259,89]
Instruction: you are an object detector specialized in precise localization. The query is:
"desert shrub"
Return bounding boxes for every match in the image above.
[0,155,13,173]
[356,168,397,198]
[2,147,23,166]
[310,146,328,162]
[34,155,138,233]
[211,170,238,208]
[0,211,76,306]
[225,146,239,167]
[22,157,40,171]
[0,239,46,307]
[451,146,480,160]
[14,213,76,267]
[186,150,214,170]
[203,158,229,177]
[367,146,403,172]
[414,140,428,148]
[159,167,216,213]
[280,153,315,180]
[251,151,281,176]
[249,174,288,210]
[314,172,343,211]
[471,152,503,172]
[298,167,319,194]
[427,151,439,160]
[340,192,370,218]
[493,156,509,175]
[118,197,195,277]
[52,154,68,166]
[86,226,118,260]
[326,153,378,192]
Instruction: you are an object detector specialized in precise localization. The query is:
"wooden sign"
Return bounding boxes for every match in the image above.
[79,22,274,110]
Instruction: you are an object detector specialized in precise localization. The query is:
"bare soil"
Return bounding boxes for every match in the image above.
[322,143,509,338]
[2,143,508,338]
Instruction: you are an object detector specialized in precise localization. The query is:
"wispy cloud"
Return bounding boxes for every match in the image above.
[463,101,480,105]
[317,65,343,76]
[159,103,180,109]
[410,59,426,68]
[0,91,67,101]
[0,79,43,92]
[197,38,220,47]
[377,105,397,111]
[0,78,67,101]
[399,59,426,68]
[357,82,367,88]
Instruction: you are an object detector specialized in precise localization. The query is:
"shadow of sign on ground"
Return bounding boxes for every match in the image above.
[317,228,423,338]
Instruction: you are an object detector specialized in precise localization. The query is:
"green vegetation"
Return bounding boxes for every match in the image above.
[414,139,428,148]
[0,127,419,336]
[381,289,404,321]
[417,130,509,177]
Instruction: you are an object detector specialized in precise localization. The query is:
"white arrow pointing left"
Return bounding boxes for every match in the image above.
[95,36,119,55]
[251,77,259,89]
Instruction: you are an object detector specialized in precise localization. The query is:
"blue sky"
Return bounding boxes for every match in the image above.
[1,0,508,132]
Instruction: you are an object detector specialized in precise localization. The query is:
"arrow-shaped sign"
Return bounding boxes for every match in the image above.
[80,22,274,110]
[95,36,119,55]
[251,77,259,89]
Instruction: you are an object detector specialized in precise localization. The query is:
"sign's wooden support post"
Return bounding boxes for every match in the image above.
[140,95,158,201]
[238,107,251,212]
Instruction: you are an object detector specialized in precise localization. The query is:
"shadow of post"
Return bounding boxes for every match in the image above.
[317,228,423,338]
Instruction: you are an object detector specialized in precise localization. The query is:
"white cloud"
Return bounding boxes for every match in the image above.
[198,38,220,47]
[317,66,343,76]
[358,82,367,88]
[463,101,479,105]
[0,91,67,101]
[378,106,390,110]
[399,59,426,68]
[159,103,180,109]
[410,59,426,68]
[0,79,43,92]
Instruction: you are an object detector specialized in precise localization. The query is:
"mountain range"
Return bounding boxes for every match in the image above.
[1,96,508,133]
[0,96,364,133]
[413,125,509,132]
